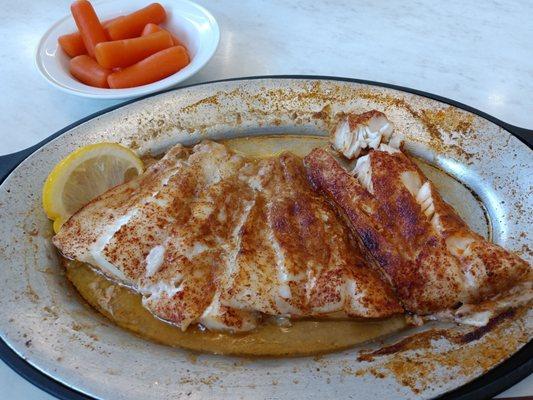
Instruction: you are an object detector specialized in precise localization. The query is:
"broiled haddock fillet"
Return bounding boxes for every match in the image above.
[219,153,402,319]
[54,140,402,332]
[55,141,259,331]
[304,115,531,323]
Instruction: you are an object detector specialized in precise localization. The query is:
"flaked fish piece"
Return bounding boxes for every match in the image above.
[54,140,402,332]
[331,110,401,159]
[305,113,531,322]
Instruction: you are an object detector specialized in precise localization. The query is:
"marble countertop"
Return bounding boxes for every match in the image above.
[1,0,533,156]
[0,0,531,398]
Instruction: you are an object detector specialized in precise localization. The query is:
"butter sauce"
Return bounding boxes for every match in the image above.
[65,260,406,356]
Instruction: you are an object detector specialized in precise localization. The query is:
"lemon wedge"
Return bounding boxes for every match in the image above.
[42,143,143,233]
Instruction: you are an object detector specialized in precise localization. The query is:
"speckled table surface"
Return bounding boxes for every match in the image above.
[0,0,531,398]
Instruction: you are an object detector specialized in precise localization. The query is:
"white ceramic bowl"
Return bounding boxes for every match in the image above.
[35,0,219,99]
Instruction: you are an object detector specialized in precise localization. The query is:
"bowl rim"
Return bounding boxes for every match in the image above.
[34,0,220,100]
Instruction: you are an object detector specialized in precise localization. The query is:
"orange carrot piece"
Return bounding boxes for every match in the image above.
[58,32,87,57]
[58,17,124,58]
[107,46,189,88]
[170,35,185,48]
[70,0,108,57]
[103,16,123,27]
[141,23,185,47]
[106,3,166,40]
[95,31,173,69]
[141,22,161,36]
[69,55,111,88]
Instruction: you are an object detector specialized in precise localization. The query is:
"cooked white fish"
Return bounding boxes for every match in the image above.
[305,112,532,324]
[54,141,402,332]
[331,110,401,159]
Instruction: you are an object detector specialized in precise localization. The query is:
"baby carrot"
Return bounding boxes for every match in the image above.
[141,23,161,36]
[107,46,189,88]
[106,3,166,40]
[95,31,173,69]
[103,16,123,27]
[141,23,185,47]
[58,32,87,57]
[70,0,108,57]
[70,55,111,88]
[58,17,124,58]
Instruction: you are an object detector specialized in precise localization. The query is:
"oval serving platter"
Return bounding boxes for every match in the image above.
[0,77,531,400]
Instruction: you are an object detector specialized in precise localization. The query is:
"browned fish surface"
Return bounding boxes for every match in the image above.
[219,152,402,319]
[54,140,402,332]
[305,114,531,321]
